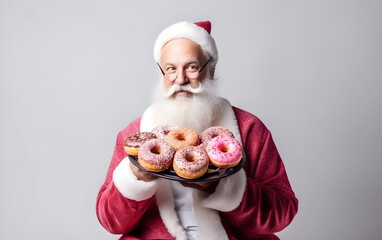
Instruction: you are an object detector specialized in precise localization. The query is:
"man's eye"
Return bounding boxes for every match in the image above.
[187,65,198,71]
[167,67,176,72]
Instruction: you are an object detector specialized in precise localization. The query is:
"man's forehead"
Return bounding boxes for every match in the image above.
[162,38,203,54]
[163,59,200,67]
[160,38,205,63]
[162,38,200,48]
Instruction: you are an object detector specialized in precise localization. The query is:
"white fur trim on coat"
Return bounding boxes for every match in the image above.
[155,180,229,240]
[194,191,229,240]
[200,169,246,212]
[211,98,243,146]
[113,157,160,201]
[155,180,188,240]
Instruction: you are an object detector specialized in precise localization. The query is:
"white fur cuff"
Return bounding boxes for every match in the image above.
[113,157,160,201]
[200,169,246,212]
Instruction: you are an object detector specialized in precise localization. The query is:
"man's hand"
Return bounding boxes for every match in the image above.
[180,180,219,194]
[130,162,158,182]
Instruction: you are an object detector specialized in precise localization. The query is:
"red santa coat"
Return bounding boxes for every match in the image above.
[96,106,298,240]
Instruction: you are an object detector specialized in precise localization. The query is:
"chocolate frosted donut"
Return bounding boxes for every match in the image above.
[173,146,209,179]
[124,132,157,157]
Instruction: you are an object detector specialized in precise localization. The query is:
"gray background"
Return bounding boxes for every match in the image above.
[1,0,381,239]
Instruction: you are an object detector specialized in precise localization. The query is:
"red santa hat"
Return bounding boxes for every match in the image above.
[153,21,218,66]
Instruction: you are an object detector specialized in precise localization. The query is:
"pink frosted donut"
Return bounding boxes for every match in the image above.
[152,125,178,138]
[138,139,175,172]
[173,146,209,179]
[200,126,234,148]
[206,135,242,168]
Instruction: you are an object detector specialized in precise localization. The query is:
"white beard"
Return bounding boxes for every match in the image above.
[148,78,224,134]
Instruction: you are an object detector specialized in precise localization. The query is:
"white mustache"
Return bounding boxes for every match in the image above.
[164,82,203,98]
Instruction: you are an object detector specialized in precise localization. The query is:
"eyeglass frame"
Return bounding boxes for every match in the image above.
[157,57,212,81]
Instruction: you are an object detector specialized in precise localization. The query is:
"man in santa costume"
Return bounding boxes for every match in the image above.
[96,21,298,240]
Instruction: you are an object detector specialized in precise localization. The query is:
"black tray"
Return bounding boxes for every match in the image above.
[128,152,245,182]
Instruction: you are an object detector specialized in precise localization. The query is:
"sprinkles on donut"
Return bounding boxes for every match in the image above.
[173,146,209,179]
[206,135,243,168]
[127,126,242,178]
[124,132,157,157]
[138,138,175,172]
[165,127,200,151]
[151,124,178,139]
[200,126,235,148]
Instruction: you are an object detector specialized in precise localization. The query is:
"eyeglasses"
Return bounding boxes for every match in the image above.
[157,58,212,81]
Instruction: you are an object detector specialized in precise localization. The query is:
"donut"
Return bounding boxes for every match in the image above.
[124,132,157,157]
[206,135,242,168]
[138,139,175,172]
[151,125,178,138]
[200,126,234,148]
[173,146,209,179]
[165,127,200,151]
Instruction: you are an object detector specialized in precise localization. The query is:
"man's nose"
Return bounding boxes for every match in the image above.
[174,69,189,85]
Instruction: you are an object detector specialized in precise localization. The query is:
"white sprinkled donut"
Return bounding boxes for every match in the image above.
[138,138,175,172]
[200,126,234,148]
[173,146,209,179]
[152,125,178,138]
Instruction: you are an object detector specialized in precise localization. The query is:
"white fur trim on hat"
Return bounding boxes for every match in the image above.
[153,21,218,65]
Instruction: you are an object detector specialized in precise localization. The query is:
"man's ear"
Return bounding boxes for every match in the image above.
[209,66,215,80]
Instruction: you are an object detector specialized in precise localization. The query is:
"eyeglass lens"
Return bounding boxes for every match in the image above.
[158,58,212,81]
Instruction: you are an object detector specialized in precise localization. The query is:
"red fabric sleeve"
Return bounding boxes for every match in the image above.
[95,118,152,234]
[220,108,298,239]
